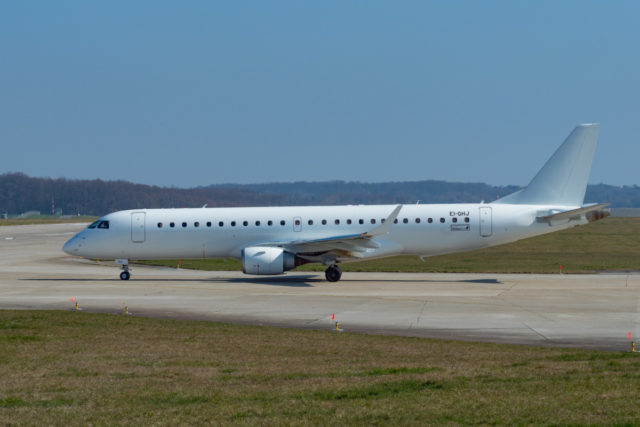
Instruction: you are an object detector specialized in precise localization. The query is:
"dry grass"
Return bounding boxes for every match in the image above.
[1,310,640,424]
[140,218,640,274]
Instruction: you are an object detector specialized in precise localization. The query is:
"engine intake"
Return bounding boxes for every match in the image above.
[241,246,301,275]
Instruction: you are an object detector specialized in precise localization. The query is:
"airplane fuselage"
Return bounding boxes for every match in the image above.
[63,203,585,262]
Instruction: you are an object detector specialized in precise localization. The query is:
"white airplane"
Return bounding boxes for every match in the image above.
[63,124,608,282]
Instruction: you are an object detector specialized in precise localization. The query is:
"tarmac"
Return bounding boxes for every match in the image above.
[1,223,639,350]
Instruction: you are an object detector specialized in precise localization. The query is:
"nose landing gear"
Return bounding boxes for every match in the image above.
[116,259,130,280]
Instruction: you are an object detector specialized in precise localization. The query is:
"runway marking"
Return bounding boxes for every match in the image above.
[411,300,429,330]
[522,321,552,342]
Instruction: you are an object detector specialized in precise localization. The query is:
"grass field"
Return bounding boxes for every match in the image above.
[140,217,640,274]
[0,216,96,226]
[1,310,639,424]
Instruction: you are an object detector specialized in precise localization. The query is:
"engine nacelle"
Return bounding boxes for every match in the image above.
[241,246,297,275]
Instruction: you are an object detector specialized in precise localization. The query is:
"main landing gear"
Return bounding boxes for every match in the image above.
[325,265,342,282]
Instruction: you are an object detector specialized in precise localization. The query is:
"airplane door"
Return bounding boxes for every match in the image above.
[293,217,302,232]
[131,212,146,243]
[479,207,492,237]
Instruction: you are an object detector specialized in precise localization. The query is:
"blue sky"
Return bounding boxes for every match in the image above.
[1,1,638,188]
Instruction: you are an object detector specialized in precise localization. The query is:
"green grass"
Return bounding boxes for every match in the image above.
[139,217,640,274]
[0,216,96,226]
[1,310,639,424]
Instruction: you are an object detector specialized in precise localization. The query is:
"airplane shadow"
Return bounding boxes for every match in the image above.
[20,275,321,287]
[222,275,320,287]
[459,279,502,284]
[22,276,500,286]
[338,278,502,284]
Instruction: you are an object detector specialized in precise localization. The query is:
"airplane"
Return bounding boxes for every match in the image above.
[63,124,608,282]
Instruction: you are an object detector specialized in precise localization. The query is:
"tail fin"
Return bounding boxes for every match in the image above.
[493,124,599,206]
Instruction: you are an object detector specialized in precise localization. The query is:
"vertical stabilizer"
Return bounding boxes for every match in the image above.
[493,124,599,206]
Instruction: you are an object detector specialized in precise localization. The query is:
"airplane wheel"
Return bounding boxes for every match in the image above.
[120,271,130,281]
[325,265,342,282]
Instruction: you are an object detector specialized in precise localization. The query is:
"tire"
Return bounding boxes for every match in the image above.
[120,271,130,281]
[325,266,342,282]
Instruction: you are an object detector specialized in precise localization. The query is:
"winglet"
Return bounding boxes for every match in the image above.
[363,205,402,237]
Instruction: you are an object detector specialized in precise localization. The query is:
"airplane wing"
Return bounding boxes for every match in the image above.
[256,205,402,258]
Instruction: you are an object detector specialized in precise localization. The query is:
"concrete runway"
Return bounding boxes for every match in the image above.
[1,223,639,350]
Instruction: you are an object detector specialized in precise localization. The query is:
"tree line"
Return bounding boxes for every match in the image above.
[0,172,634,216]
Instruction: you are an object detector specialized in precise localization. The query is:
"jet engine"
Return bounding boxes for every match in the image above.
[241,246,303,275]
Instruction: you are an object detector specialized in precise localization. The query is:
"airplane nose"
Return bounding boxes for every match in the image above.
[62,237,74,255]
[62,235,81,255]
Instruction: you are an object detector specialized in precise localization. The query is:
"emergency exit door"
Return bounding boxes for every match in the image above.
[479,207,492,237]
[131,212,146,243]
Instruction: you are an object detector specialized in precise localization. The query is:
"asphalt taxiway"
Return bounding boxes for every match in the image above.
[1,223,639,350]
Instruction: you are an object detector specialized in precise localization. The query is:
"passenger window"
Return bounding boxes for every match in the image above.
[280,220,286,226]
[415,218,420,223]
[194,222,200,227]
[322,219,327,225]
[440,218,445,223]
[295,219,301,226]
[464,217,470,223]
[428,218,433,223]
[359,219,364,225]
[308,219,314,225]
[381,218,385,223]
[335,219,340,225]
[231,221,236,227]
[97,221,109,229]
[206,221,212,227]
[218,221,224,227]
[268,220,273,226]
[255,221,261,226]
[403,218,408,224]
[170,222,175,228]
[182,222,187,228]
[370,219,376,224]
[243,221,248,226]
[452,217,457,223]
[394,218,398,224]
[157,222,163,228]
[347,219,352,224]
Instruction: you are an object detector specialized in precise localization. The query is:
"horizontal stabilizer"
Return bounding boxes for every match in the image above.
[537,203,609,223]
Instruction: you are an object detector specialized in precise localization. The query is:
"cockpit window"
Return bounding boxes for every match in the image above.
[88,220,109,229]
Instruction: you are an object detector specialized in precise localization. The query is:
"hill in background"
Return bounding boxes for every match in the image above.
[0,172,636,216]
